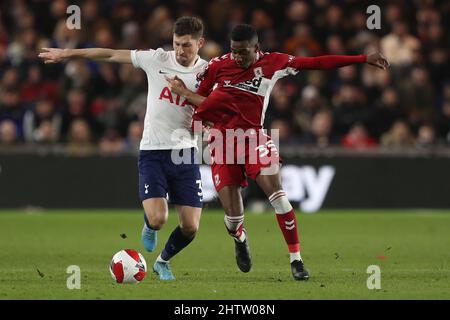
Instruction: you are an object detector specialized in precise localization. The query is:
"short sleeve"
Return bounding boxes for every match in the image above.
[271,52,299,76]
[130,48,167,70]
[274,52,297,70]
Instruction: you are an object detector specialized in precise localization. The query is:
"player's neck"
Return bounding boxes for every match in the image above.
[178,55,199,68]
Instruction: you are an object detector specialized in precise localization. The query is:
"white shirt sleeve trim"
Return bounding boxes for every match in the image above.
[130,50,140,68]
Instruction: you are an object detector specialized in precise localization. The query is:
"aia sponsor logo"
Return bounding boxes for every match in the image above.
[159,87,192,107]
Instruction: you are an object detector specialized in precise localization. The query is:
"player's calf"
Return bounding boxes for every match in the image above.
[269,190,309,279]
[224,215,252,272]
[160,225,196,262]
[142,213,158,252]
[224,214,246,242]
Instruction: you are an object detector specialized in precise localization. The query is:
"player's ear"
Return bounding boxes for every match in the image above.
[254,43,260,53]
[197,37,205,49]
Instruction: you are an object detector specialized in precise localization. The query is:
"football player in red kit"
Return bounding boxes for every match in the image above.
[167,24,389,280]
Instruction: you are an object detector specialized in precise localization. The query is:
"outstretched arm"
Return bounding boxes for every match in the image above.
[38,48,132,64]
[291,52,389,70]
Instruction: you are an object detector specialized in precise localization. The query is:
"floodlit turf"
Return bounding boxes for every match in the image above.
[0,209,449,300]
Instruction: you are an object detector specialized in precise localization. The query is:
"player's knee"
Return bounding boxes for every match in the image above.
[268,190,293,213]
[147,212,168,230]
[222,205,242,217]
[180,223,198,237]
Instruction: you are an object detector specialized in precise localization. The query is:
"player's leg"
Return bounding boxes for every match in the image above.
[152,148,203,280]
[218,184,252,272]
[255,164,309,280]
[141,198,168,252]
[218,184,245,240]
[138,150,170,252]
[152,205,201,280]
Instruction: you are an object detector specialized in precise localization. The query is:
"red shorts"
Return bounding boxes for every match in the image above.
[208,129,281,191]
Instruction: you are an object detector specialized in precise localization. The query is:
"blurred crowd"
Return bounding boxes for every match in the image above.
[0,0,448,154]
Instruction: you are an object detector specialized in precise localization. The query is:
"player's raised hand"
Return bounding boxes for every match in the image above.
[166,75,187,96]
[366,52,390,70]
[38,48,67,64]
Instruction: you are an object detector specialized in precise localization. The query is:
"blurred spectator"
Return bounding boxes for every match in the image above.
[200,41,223,61]
[0,89,24,131]
[266,82,295,125]
[94,27,115,48]
[300,109,339,147]
[342,123,377,149]
[20,64,58,105]
[61,59,95,96]
[124,121,144,152]
[294,85,327,133]
[337,65,358,86]
[381,120,415,148]
[92,63,121,98]
[251,9,276,51]
[144,5,173,49]
[380,21,421,67]
[50,19,84,49]
[416,124,437,148]
[399,67,435,127]
[93,96,128,135]
[369,87,405,139]
[325,35,345,55]
[333,84,370,135]
[1,68,20,90]
[384,3,403,26]
[283,24,321,56]
[23,97,61,143]
[0,120,19,145]
[60,88,95,138]
[436,100,450,145]
[0,0,447,153]
[270,119,299,145]
[428,47,448,90]
[117,63,147,110]
[66,118,95,155]
[99,129,125,154]
[81,0,100,28]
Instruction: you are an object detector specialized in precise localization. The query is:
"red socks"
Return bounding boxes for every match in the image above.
[275,209,300,253]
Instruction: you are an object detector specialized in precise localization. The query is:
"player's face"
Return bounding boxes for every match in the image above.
[231,40,259,69]
[173,34,204,67]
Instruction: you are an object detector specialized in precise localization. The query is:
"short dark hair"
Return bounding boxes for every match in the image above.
[173,16,204,39]
[230,24,258,43]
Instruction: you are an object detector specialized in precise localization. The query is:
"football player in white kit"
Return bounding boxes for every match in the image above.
[39,17,207,280]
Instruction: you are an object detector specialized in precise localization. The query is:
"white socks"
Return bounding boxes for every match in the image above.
[269,190,293,214]
[224,215,246,242]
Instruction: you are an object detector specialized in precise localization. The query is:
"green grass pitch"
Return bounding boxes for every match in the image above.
[0,209,449,300]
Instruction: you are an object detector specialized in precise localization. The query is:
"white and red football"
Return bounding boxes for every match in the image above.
[109,249,147,284]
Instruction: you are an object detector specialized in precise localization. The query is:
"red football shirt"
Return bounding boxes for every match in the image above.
[193,52,366,131]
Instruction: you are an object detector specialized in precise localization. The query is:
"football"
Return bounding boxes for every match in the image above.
[110,249,147,284]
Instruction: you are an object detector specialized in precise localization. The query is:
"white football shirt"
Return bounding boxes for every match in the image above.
[130,48,207,150]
